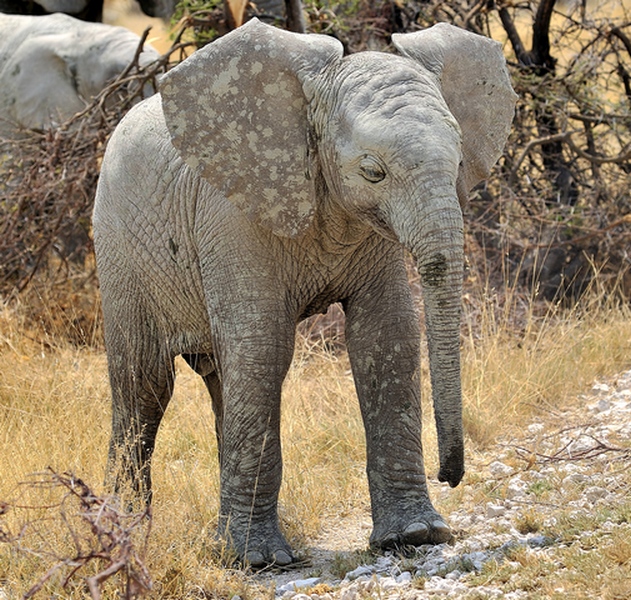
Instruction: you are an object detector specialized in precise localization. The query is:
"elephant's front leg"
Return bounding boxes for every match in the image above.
[215,319,296,567]
[344,259,452,549]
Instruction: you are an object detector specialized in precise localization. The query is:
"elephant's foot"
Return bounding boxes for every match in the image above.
[370,508,452,549]
[244,545,294,568]
[222,521,295,568]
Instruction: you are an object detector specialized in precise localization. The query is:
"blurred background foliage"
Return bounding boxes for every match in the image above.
[0,0,630,342]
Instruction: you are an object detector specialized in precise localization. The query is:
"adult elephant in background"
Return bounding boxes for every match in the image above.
[0,13,159,136]
[0,0,174,21]
[93,19,516,566]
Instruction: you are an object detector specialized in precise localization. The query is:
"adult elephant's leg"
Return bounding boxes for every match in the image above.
[344,252,451,548]
[104,302,175,505]
[215,314,296,567]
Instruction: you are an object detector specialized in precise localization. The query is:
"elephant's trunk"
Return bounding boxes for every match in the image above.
[390,189,465,488]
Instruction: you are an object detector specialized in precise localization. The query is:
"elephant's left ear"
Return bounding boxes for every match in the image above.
[392,23,517,204]
[160,19,343,237]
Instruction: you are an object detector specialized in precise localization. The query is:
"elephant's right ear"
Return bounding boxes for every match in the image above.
[160,19,343,237]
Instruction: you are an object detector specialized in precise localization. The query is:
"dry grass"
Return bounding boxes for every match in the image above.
[1,287,631,597]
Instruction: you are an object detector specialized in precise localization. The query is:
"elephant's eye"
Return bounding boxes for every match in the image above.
[359,157,386,183]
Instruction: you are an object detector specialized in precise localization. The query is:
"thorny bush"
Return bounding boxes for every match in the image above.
[0,469,152,599]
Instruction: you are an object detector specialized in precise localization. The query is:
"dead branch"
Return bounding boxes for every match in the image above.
[0,469,152,599]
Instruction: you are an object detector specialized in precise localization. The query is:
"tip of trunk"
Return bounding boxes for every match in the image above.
[437,444,465,488]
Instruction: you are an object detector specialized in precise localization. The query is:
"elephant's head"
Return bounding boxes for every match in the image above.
[160,19,516,487]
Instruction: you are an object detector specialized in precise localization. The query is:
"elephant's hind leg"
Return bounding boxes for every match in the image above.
[182,353,224,461]
[104,317,176,505]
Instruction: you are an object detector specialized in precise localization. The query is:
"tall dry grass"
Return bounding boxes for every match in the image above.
[1,284,631,597]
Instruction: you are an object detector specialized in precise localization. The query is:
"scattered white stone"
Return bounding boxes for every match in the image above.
[562,472,590,487]
[264,371,631,600]
[487,503,507,518]
[584,486,608,503]
[378,576,399,591]
[592,382,611,395]
[465,551,489,571]
[344,565,373,581]
[396,571,412,583]
[472,587,504,599]
[595,399,612,412]
[505,591,529,600]
[424,576,456,595]
[489,461,513,478]
[506,477,528,499]
[445,569,461,580]
[277,578,321,594]
[527,423,545,435]
[339,588,358,600]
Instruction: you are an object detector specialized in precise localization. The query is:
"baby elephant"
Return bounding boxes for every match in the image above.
[93,19,516,566]
[0,13,159,136]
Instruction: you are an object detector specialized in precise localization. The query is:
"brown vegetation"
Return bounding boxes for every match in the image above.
[1,0,630,343]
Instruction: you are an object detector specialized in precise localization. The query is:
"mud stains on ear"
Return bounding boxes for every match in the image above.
[420,252,448,287]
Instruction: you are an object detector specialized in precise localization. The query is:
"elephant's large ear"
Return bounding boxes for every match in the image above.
[160,19,343,237]
[392,23,517,204]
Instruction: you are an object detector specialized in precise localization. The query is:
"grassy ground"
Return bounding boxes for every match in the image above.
[0,289,630,598]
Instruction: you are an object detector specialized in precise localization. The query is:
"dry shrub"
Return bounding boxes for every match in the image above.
[0,27,196,343]
[0,470,151,599]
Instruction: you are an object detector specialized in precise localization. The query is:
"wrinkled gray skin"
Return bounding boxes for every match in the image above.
[93,19,516,567]
[0,13,159,136]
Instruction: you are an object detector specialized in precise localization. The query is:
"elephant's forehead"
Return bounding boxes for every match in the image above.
[336,53,444,108]
[330,55,457,143]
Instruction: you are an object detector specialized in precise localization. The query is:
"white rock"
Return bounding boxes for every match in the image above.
[486,503,507,518]
[506,478,528,499]
[584,486,608,503]
[596,399,612,412]
[489,461,513,478]
[378,577,399,591]
[472,587,504,599]
[277,578,321,593]
[445,569,461,580]
[466,551,490,571]
[424,576,454,594]
[374,556,393,571]
[339,588,358,600]
[344,566,373,581]
[396,571,412,583]
[527,423,545,435]
[505,591,529,599]
[592,382,611,395]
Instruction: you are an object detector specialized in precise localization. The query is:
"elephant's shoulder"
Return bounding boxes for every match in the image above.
[108,95,172,158]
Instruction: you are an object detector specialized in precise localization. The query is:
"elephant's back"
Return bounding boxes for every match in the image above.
[94,94,182,229]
